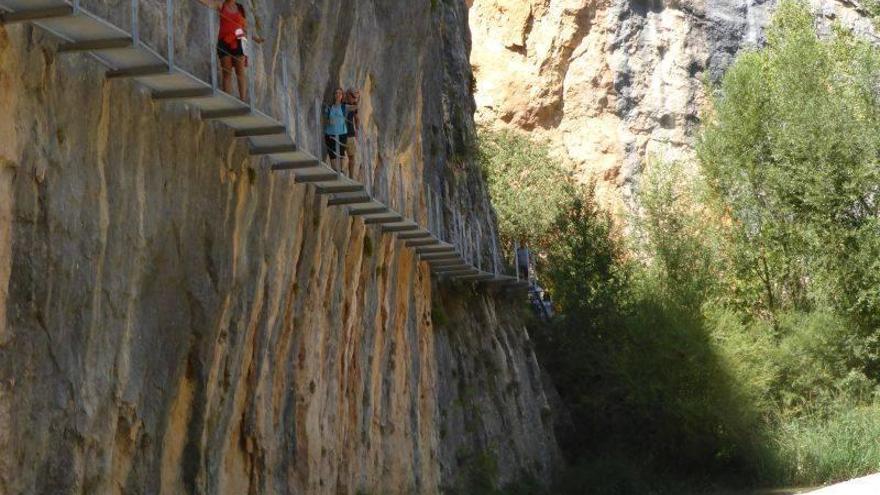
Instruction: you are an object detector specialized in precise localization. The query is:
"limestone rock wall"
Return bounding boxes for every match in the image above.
[0,0,560,493]
[469,0,879,214]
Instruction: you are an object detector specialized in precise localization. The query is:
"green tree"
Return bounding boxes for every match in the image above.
[477,127,576,250]
[698,0,880,321]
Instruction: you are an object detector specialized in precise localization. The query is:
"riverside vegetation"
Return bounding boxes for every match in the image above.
[476,2,880,493]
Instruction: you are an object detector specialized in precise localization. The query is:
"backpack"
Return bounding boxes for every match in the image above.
[219,3,246,18]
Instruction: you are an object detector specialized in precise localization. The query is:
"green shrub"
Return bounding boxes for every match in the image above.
[636,160,725,308]
[477,127,577,250]
[771,311,878,413]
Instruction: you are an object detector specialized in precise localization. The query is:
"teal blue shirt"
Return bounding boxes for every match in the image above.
[324,104,348,136]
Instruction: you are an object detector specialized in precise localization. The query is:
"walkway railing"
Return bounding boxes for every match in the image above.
[0,0,529,289]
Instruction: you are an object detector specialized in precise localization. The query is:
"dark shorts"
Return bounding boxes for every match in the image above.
[326,135,346,159]
[217,39,244,59]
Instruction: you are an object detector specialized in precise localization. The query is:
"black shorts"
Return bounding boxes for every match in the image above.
[325,135,346,159]
[217,39,244,59]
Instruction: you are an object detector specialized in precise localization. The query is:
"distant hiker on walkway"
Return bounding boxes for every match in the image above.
[324,88,348,172]
[517,244,530,281]
[197,0,263,101]
[344,89,361,177]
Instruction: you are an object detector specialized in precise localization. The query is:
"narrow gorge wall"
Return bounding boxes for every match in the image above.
[0,1,560,493]
[469,0,879,213]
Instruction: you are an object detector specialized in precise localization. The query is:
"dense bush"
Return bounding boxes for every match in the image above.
[476,127,576,250]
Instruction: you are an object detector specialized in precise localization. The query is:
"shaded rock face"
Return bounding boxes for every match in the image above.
[0,1,560,493]
[469,0,878,213]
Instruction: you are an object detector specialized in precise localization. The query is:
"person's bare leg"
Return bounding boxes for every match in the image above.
[234,57,247,101]
[220,56,233,94]
[347,142,356,178]
[333,137,341,172]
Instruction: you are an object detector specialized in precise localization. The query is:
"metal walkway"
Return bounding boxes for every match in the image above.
[0,0,528,289]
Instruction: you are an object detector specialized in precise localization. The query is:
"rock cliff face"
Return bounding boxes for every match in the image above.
[0,1,559,493]
[469,0,878,213]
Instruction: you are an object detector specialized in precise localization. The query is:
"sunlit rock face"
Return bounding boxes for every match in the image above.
[0,1,561,493]
[469,0,877,215]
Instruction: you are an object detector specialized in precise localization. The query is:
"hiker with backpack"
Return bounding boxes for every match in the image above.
[344,89,361,177]
[324,88,348,172]
[517,244,531,282]
[197,0,263,101]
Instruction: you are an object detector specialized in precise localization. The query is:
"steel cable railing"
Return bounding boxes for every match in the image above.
[374,156,392,210]
[397,163,407,217]
[359,132,373,195]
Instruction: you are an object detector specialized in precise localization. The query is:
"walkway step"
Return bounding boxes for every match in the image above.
[349,207,389,217]
[420,253,461,261]
[327,195,372,206]
[456,273,495,281]
[416,245,456,254]
[107,64,169,80]
[153,88,214,100]
[419,255,460,266]
[434,266,476,273]
[0,5,72,24]
[430,261,469,269]
[249,144,297,156]
[435,267,480,278]
[365,215,403,225]
[405,239,440,247]
[383,225,419,233]
[397,231,433,240]
[235,126,287,138]
[295,173,338,184]
[202,107,251,120]
[316,184,364,195]
[271,159,321,171]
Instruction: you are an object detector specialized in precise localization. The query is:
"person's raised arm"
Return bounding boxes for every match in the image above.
[196,0,223,9]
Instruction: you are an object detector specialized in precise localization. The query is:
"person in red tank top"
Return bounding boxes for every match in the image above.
[197,0,262,101]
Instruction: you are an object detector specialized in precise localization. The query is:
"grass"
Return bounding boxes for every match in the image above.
[772,402,880,486]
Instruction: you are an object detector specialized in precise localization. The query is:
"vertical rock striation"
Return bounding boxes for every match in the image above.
[0,1,560,493]
[469,0,878,213]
